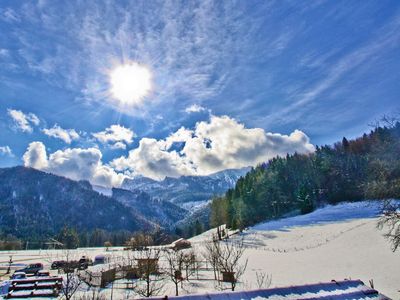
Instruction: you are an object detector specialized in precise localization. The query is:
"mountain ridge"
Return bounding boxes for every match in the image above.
[0,166,178,242]
[122,167,250,206]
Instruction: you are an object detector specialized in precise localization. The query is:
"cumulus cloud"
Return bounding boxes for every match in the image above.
[22,142,48,169]
[20,115,315,185]
[92,125,134,149]
[23,142,125,187]
[185,104,206,113]
[42,124,80,144]
[0,146,13,157]
[7,109,40,133]
[111,138,194,180]
[111,115,315,180]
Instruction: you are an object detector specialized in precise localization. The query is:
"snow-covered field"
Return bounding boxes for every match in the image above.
[237,201,398,299]
[190,201,399,299]
[0,200,398,299]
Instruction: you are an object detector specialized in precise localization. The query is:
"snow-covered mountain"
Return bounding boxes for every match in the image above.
[121,168,250,206]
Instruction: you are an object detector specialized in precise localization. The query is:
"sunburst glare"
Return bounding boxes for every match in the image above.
[109,62,152,107]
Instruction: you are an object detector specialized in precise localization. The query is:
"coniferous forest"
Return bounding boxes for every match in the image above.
[210,122,400,230]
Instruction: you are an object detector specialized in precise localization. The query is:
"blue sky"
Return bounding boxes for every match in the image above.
[0,1,399,185]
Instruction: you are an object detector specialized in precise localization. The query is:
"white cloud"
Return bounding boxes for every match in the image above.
[23,142,124,188]
[0,146,13,157]
[7,109,40,133]
[42,124,80,144]
[21,115,315,185]
[111,137,194,180]
[111,115,315,180]
[92,125,134,149]
[22,142,48,169]
[185,104,206,113]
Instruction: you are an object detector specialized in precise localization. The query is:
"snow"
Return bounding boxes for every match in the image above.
[0,200,398,299]
[188,201,398,299]
[181,200,210,211]
[251,201,381,231]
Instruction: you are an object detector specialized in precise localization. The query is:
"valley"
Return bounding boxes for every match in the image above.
[1,201,398,299]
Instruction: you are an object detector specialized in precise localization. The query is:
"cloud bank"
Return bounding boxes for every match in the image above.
[22,115,314,185]
[111,115,315,180]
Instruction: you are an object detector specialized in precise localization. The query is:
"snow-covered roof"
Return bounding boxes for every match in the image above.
[150,280,390,300]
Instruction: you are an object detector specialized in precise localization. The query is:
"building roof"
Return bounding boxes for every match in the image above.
[150,280,390,300]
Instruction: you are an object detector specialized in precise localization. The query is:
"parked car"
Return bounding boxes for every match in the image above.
[15,263,43,275]
[93,255,110,265]
[11,272,26,280]
[51,260,66,270]
[63,261,80,273]
[78,256,93,270]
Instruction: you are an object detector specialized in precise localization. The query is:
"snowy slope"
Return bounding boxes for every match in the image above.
[190,201,399,299]
[251,201,381,231]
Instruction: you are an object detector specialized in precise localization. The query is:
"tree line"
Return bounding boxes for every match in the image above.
[210,121,400,230]
[0,226,177,250]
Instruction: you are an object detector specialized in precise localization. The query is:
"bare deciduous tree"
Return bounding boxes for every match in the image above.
[378,200,400,251]
[215,239,248,291]
[60,250,83,300]
[204,237,248,291]
[255,271,272,289]
[182,250,197,282]
[132,248,165,298]
[164,249,185,296]
[125,232,154,251]
[77,267,104,300]
[203,240,220,281]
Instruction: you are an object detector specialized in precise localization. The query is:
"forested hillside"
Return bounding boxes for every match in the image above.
[210,122,400,230]
[0,167,174,248]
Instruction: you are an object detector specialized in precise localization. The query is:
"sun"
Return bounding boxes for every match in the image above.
[109,62,152,107]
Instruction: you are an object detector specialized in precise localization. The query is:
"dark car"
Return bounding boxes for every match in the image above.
[51,260,80,272]
[63,261,80,273]
[51,260,66,270]
[16,263,43,275]
[78,256,92,270]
